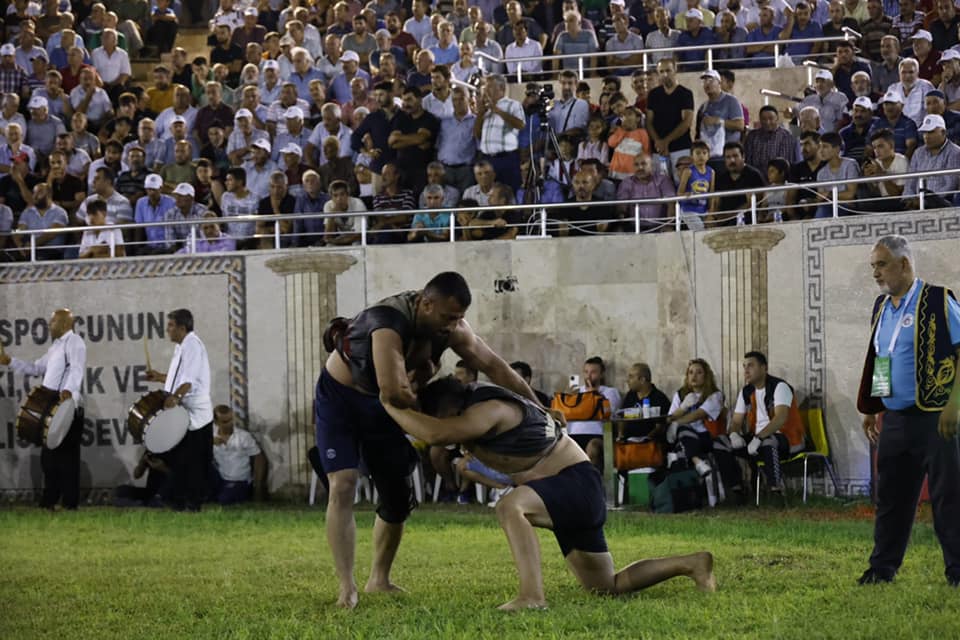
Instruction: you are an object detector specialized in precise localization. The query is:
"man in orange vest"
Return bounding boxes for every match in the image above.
[714,351,805,501]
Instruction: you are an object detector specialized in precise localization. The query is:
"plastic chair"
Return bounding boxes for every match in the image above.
[755,408,842,505]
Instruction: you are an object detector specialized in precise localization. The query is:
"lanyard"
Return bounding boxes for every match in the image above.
[874,278,920,355]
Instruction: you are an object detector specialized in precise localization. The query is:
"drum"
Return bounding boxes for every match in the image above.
[16,386,76,448]
[127,390,189,453]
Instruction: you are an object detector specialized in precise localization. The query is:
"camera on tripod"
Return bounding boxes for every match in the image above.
[494,276,518,293]
[536,84,554,125]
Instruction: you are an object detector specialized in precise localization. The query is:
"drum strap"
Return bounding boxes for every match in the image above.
[57,348,69,392]
[170,352,183,392]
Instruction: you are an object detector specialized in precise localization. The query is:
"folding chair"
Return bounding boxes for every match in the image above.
[755,407,842,505]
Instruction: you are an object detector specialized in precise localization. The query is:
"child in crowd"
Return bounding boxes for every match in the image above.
[607,107,651,180]
[578,116,610,168]
[79,200,125,259]
[763,158,790,223]
[815,132,860,218]
[677,141,714,228]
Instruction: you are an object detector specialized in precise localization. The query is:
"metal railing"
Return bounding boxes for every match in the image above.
[9,166,960,262]
[474,27,860,83]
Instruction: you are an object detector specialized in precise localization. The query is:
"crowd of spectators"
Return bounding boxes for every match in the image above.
[2,0,960,259]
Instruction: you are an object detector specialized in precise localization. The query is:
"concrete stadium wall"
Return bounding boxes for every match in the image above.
[2,208,958,500]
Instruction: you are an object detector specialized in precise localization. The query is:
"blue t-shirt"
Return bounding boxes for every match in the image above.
[874,280,960,410]
[681,164,713,214]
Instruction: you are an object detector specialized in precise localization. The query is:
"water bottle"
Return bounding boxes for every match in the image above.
[736,212,746,226]
[642,398,651,419]
[657,155,669,177]
[773,209,784,224]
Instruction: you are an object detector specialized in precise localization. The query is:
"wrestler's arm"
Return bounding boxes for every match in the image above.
[372,327,418,409]
[448,321,539,405]
[381,401,505,446]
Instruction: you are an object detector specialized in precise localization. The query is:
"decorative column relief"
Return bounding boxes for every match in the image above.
[266,253,356,488]
[703,229,785,404]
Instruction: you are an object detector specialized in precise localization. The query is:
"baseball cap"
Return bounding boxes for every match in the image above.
[611,0,626,5]
[145,174,163,190]
[234,108,253,120]
[685,8,703,19]
[927,89,947,100]
[341,50,360,63]
[941,48,960,61]
[375,28,390,39]
[700,69,721,82]
[918,113,946,132]
[881,88,904,104]
[263,59,279,71]
[279,34,295,47]
[173,183,195,197]
[27,95,48,110]
[852,96,873,111]
[171,115,187,124]
[912,29,932,41]
[284,106,304,119]
[30,50,48,62]
[0,44,15,56]
[281,143,302,155]
[815,69,834,82]
[244,7,258,16]
[252,138,272,152]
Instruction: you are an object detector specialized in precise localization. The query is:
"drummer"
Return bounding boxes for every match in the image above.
[0,309,87,510]
[145,309,212,512]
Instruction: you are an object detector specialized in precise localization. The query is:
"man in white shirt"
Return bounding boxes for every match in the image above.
[567,356,623,470]
[90,29,131,101]
[145,309,213,512]
[476,74,524,192]
[78,199,126,259]
[211,405,266,504]
[0,308,86,510]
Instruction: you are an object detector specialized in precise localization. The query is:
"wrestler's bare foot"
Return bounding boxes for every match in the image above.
[497,597,548,612]
[336,587,359,609]
[364,580,405,594]
[690,552,717,592]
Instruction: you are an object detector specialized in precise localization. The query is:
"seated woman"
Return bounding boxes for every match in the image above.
[382,377,716,611]
[665,358,725,479]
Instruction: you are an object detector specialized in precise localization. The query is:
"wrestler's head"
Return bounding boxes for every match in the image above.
[418,272,471,338]
[419,376,468,418]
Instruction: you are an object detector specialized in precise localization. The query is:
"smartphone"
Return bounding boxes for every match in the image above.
[569,374,580,388]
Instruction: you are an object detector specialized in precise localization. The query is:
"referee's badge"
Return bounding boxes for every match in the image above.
[902,314,914,328]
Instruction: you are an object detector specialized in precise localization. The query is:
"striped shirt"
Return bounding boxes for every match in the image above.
[479,97,523,155]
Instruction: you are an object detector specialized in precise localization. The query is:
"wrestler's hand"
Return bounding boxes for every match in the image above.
[938,405,959,440]
[59,390,72,401]
[862,414,879,445]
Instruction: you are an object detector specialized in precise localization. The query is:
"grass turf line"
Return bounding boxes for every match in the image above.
[0,504,954,640]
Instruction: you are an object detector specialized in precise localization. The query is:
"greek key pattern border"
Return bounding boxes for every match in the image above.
[0,257,249,422]
[803,212,960,405]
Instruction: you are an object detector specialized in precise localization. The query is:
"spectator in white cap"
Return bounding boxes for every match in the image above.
[938,48,960,107]
[328,49,371,104]
[169,181,208,247]
[850,70,876,104]
[231,7,267,51]
[272,106,310,163]
[888,57,935,126]
[796,68,849,132]
[227,107,269,165]
[0,45,28,100]
[903,112,960,208]
[909,30,941,87]
[697,69,745,167]
[675,0,716,30]
[259,59,282,105]
[242,137,276,199]
[838,96,878,163]
[25,95,65,157]
[676,7,716,70]
[866,88,919,157]
[256,170,297,248]
[923,89,960,141]
[26,51,50,94]
[160,114,200,165]
[279,142,308,199]
[133,173,178,254]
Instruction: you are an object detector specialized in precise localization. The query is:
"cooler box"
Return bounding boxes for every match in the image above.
[627,468,655,506]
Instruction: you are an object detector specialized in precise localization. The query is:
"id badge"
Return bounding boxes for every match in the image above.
[871,356,892,398]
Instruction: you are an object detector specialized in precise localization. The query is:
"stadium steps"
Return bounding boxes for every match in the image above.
[130,26,210,82]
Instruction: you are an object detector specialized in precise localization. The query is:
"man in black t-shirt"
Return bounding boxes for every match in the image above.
[710,142,766,226]
[645,58,694,184]
[209,24,244,84]
[388,86,440,196]
[788,131,826,220]
[556,171,615,237]
[471,183,521,240]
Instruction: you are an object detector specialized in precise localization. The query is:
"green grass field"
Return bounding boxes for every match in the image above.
[0,502,955,640]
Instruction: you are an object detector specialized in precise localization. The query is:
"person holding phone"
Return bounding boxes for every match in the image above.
[566,356,622,470]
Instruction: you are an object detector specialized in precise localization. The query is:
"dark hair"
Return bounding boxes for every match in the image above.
[95,166,116,182]
[105,139,124,152]
[88,199,108,216]
[510,361,533,379]
[455,359,478,378]
[719,69,735,83]
[419,375,468,417]
[374,80,394,93]
[403,85,422,99]
[431,64,451,80]
[329,179,350,194]
[759,104,778,116]
[424,271,472,308]
[800,130,821,143]
[576,81,591,94]
[169,308,194,332]
[192,56,208,66]
[584,356,605,372]
[820,132,843,148]
[560,69,578,82]
[602,75,621,90]
[226,167,247,184]
[767,157,790,178]
[869,127,895,145]
[744,350,768,368]
[691,139,710,152]
[196,158,212,169]
[722,141,744,155]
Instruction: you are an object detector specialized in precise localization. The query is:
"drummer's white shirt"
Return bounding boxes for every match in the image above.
[11,330,86,406]
[213,427,262,482]
[164,332,213,429]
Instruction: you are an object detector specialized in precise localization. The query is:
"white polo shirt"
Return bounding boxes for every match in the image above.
[164,332,213,429]
[91,46,132,85]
